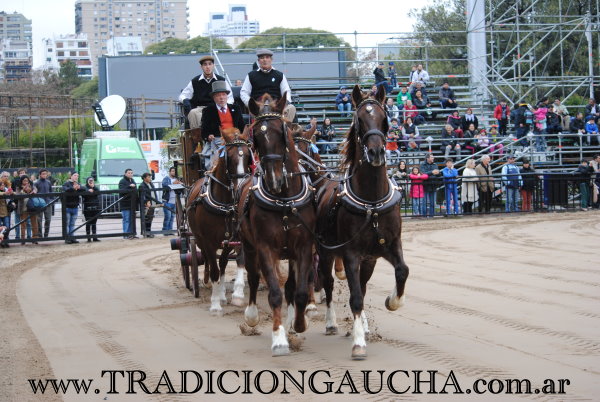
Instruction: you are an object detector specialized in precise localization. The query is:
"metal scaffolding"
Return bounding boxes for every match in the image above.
[477,0,600,105]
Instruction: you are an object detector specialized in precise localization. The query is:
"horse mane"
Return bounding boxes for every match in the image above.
[340,123,357,169]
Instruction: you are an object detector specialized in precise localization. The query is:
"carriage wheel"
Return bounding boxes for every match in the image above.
[181,264,191,290]
[175,196,185,237]
[190,238,200,298]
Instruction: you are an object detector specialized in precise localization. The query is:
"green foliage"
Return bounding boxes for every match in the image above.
[58,60,82,93]
[71,77,98,99]
[144,36,231,55]
[237,27,349,50]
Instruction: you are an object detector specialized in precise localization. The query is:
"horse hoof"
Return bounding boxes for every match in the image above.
[306,304,318,318]
[209,308,223,317]
[351,345,367,360]
[385,295,405,311]
[272,345,290,357]
[335,270,346,280]
[231,296,244,307]
[244,306,259,327]
[325,326,338,336]
[202,280,212,289]
[294,318,308,334]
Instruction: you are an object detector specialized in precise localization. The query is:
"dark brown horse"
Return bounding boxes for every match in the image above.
[237,93,316,356]
[316,85,409,360]
[186,127,253,314]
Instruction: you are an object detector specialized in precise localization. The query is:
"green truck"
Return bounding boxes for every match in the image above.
[78,132,150,211]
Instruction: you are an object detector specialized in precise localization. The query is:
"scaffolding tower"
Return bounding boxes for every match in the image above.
[467,0,600,105]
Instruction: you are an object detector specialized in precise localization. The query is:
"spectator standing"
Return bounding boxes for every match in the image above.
[461,159,479,214]
[461,108,479,132]
[402,117,421,152]
[179,55,232,130]
[442,159,460,215]
[139,172,157,237]
[396,86,412,110]
[388,62,397,88]
[519,158,537,212]
[515,103,534,145]
[475,155,494,213]
[11,168,28,240]
[83,176,101,242]
[501,155,523,212]
[16,175,39,244]
[591,154,600,209]
[493,100,511,136]
[392,160,409,188]
[34,168,53,238]
[574,160,593,211]
[0,177,12,247]
[438,82,458,109]
[441,124,462,159]
[62,172,84,244]
[412,64,429,88]
[585,117,599,146]
[119,169,138,239]
[409,167,428,216]
[532,103,548,152]
[420,154,442,217]
[161,167,180,234]
[335,87,352,117]
[553,98,570,131]
[408,64,418,87]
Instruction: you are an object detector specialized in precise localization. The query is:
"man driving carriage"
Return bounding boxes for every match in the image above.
[240,49,296,121]
[178,55,233,130]
[200,81,245,170]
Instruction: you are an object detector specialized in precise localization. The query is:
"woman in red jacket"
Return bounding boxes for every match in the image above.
[494,100,511,136]
[409,166,429,216]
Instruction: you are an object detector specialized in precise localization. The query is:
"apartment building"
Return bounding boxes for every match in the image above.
[205,4,259,48]
[43,34,93,80]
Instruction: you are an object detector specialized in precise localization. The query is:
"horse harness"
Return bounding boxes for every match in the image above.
[352,98,389,165]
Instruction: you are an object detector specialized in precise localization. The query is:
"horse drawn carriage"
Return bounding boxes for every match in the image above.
[168,86,409,359]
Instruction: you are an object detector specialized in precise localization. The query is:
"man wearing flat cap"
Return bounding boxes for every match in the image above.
[179,55,233,130]
[240,49,296,121]
[200,81,245,170]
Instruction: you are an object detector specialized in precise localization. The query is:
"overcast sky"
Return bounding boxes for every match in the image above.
[6,0,430,68]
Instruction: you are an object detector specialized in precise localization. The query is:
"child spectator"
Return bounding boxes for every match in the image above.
[409,166,428,216]
[493,100,510,136]
[386,119,401,163]
[501,155,523,212]
[532,103,548,151]
[441,124,462,159]
[388,62,397,88]
[335,87,352,117]
[442,158,460,215]
[461,159,479,214]
[402,117,421,151]
[520,158,537,212]
[396,86,411,111]
[461,108,479,131]
[585,117,599,146]
[446,110,464,137]
[477,128,504,156]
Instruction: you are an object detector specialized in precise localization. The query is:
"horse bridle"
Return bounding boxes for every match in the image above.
[353,98,388,164]
[208,139,253,192]
[253,112,291,182]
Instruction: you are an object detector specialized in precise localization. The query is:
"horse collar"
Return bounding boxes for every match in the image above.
[337,172,402,215]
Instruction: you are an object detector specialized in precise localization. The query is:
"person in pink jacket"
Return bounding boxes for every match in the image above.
[532,103,548,151]
[409,166,429,216]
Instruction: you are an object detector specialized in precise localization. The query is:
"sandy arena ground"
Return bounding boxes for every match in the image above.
[1,212,599,401]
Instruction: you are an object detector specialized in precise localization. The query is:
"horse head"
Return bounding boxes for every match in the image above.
[291,122,317,156]
[249,93,291,194]
[219,126,252,186]
[344,84,388,167]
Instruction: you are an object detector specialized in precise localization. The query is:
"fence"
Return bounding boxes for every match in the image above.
[0,187,176,245]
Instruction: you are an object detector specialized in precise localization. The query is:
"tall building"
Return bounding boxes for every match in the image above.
[106,37,143,56]
[43,34,93,80]
[0,11,33,82]
[75,0,189,74]
[205,4,259,48]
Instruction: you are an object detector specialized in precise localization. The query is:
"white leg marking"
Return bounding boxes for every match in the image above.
[231,268,245,306]
[271,325,290,356]
[361,310,370,335]
[244,304,259,327]
[285,303,295,333]
[385,286,406,311]
[353,314,367,348]
[325,304,338,335]
[209,281,223,316]
[219,280,227,303]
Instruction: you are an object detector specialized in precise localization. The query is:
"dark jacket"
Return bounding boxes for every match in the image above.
[460,115,479,131]
[162,176,174,203]
[83,184,101,211]
[520,166,538,191]
[420,160,442,192]
[438,87,455,102]
[373,67,386,83]
[200,103,245,142]
[441,129,460,148]
[34,178,53,202]
[119,176,137,210]
[335,91,351,106]
[412,95,431,109]
[62,180,84,209]
[189,74,226,109]
[139,181,157,205]
[570,117,585,132]
[574,164,593,182]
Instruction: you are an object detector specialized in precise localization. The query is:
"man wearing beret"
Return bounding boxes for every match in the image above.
[240,49,296,121]
[200,81,245,170]
[179,55,233,130]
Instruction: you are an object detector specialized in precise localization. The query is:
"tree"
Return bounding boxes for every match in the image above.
[58,60,82,93]
[71,77,98,99]
[144,36,231,55]
[237,27,350,51]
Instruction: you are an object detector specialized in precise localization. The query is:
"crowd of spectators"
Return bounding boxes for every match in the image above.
[0,167,180,247]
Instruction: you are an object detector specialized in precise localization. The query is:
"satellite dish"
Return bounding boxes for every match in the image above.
[93,95,126,128]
